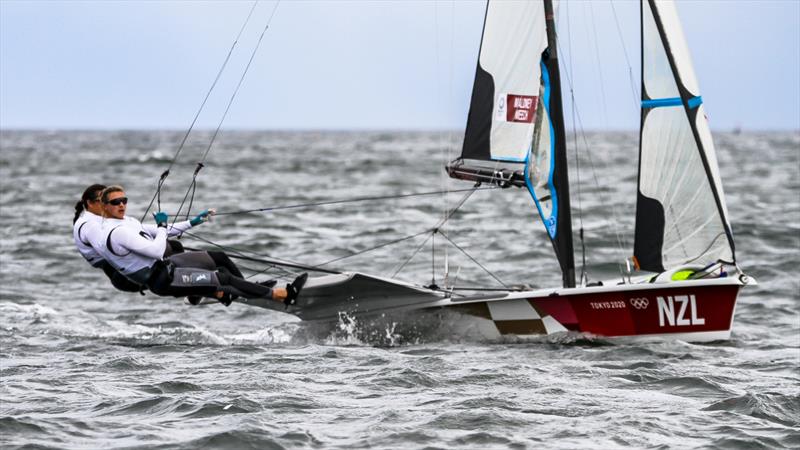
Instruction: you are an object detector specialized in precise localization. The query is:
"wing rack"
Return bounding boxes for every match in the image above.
[446,161,527,188]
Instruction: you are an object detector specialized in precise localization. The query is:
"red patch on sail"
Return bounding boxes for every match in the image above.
[506,94,537,123]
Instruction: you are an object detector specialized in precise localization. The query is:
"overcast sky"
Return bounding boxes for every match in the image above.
[1,0,798,131]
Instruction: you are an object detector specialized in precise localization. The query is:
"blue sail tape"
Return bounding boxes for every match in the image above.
[523,61,558,240]
[687,96,703,109]
[641,96,703,109]
[641,97,682,108]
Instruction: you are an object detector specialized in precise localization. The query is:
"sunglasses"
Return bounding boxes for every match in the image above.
[105,197,128,206]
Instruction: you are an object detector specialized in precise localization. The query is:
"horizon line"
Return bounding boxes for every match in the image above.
[2,126,798,134]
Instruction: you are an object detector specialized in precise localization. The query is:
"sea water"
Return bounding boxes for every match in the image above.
[1,130,798,448]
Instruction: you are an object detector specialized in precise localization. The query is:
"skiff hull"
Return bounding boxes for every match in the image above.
[235,272,752,342]
[445,278,745,342]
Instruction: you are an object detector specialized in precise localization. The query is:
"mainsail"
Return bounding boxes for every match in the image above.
[634,0,736,272]
[449,0,575,288]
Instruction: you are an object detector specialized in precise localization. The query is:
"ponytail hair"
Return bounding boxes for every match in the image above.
[73,200,85,225]
[73,184,107,224]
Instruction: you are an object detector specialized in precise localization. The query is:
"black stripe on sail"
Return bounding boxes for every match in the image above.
[634,191,666,272]
[461,65,496,161]
[460,1,494,162]
[644,0,736,263]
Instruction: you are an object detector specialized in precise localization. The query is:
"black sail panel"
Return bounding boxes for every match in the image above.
[633,191,666,272]
[461,65,495,161]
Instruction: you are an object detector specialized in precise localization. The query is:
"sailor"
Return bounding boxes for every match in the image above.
[94,185,305,305]
[72,184,144,293]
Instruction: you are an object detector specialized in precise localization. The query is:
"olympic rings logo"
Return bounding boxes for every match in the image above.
[629,297,649,309]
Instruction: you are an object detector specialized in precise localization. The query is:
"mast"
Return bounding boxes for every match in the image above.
[542,0,575,288]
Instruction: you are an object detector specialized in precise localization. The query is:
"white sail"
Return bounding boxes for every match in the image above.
[461,1,550,162]
[635,0,735,272]
[454,0,574,286]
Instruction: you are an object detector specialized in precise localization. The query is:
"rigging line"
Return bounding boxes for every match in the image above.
[431,231,436,285]
[433,184,477,230]
[180,230,334,275]
[171,186,498,217]
[608,0,640,112]
[445,0,457,199]
[180,235,297,277]
[555,36,630,258]
[391,232,434,278]
[588,1,610,128]
[169,163,203,229]
[443,0,456,279]
[315,185,479,269]
[573,95,631,253]
[432,0,457,277]
[141,1,260,222]
[565,0,588,285]
[432,0,446,272]
[436,230,508,289]
[199,1,281,166]
[233,255,304,279]
[172,0,281,226]
[317,229,433,268]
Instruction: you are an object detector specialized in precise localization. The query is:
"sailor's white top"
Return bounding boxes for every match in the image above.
[73,211,104,267]
[91,216,193,282]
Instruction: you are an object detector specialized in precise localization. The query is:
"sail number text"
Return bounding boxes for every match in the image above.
[657,295,705,327]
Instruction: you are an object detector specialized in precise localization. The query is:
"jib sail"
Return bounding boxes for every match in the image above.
[634,0,736,272]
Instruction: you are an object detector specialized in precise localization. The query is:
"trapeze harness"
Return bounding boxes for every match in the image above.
[73,212,143,293]
[100,216,273,299]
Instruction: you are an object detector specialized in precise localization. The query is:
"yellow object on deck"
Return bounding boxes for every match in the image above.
[671,270,695,281]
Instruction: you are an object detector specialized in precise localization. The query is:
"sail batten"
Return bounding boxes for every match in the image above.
[635,0,735,272]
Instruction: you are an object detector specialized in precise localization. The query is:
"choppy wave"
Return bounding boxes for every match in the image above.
[0,130,798,449]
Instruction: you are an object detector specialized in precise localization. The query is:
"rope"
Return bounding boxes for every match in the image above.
[315,185,479,268]
[588,1,611,128]
[141,1,260,221]
[391,232,434,277]
[437,230,508,289]
[609,0,640,112]
[564,1,589,286]
[182,184,512,292]
[180,230,337,275]
[170,186,497,218]
[555,33,631,263]
[172,1,281,226]
[316,229,432,268]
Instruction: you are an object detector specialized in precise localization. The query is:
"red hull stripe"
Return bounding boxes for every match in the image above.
[475,284,740,338]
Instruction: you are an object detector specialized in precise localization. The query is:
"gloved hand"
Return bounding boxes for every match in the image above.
[154,211,168,228]
[190,208,215,226]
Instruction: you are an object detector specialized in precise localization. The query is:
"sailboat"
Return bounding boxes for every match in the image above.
[229,0,755,342]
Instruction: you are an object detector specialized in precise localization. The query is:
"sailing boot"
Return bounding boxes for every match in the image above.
[216,291,239,307]
[284,273,308,306]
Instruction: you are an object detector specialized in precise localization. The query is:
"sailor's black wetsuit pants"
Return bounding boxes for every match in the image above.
[147,251,273,299]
